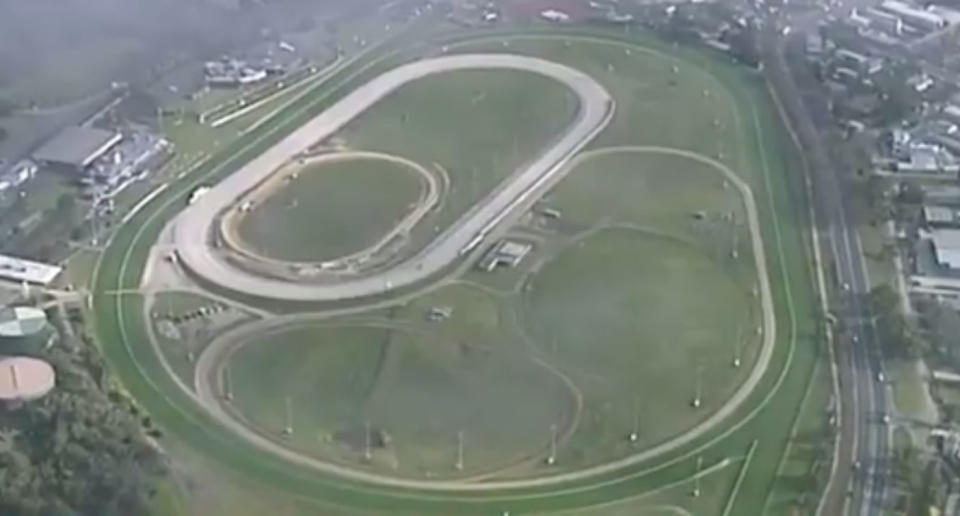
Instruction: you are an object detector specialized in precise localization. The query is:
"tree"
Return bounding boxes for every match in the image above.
[868,284,900,315]
[928,302,960,362]
[0,339,165,515]
[868,285,921,358]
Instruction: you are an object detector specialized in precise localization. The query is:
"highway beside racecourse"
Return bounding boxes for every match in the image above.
[173,53,614,301]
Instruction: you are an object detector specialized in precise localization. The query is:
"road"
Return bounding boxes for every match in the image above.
[173,53,614,301]
[761,6,889,514]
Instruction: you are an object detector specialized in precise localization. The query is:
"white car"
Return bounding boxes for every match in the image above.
[876,372,885,382]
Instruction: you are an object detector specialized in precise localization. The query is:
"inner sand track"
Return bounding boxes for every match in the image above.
[219,151,440,273]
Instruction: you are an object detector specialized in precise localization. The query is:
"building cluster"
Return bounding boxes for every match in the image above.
[799,0,960,324]
[203,58,275,87]
[32,125,169,201]
[798,0,960,294]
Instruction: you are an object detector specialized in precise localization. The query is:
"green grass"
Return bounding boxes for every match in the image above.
[89,25,820,515]
[857,222,896,289]
[150,291,253,388]
[338,68,578,252]
[236,157,424,262]
[524,227,755,468]
[762,358,833,515]
[227,285,572,479]
[62,248,101,289]
[891,359,937,424]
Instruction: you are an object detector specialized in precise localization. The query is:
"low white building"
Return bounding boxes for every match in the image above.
[931,228,960,268]
[0,254,62,285]
[540,9,571,22]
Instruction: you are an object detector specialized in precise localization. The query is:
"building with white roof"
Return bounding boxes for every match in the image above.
[0,253,62,285]
[931,228,960,268]
[0,307,48,338]
[879,0,945,33]
[540,9,571,22]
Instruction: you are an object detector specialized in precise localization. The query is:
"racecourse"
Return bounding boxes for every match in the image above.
[90,26,820,515]
[174,53,614,301]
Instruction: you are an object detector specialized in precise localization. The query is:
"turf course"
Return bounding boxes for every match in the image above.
[227,297,572,478]
[235,157,425,262]
[90,25,821,516]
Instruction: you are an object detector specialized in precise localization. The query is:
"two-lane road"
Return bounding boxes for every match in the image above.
[761,12,889,514]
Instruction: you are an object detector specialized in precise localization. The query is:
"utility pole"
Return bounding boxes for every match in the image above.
[222,365,233,401]
[692,365,703,409]
[363,421,372,461]
[628,399,639,443]
[283,396,293,435]
[545,423,557,466]
[455,430,464,471]
[692,456,703,497]
[733,325,742,368]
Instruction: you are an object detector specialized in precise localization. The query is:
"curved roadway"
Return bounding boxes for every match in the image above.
[174,53,614,301]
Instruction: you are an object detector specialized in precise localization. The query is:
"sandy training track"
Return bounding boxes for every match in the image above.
[174,53,614,301]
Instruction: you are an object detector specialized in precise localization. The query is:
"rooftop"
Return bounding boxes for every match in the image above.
[0,253,62,285]
[0,306,48,338]
[931,229,960,268]
[33,126,122,168]
[924,205,960,226]
[0,356,55,402]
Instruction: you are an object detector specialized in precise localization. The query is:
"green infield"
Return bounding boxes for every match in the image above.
[234,156,427,262]
[90,25,821,516]
[524,228,755,467]
[215,143,761,480]
[225,296,572,479]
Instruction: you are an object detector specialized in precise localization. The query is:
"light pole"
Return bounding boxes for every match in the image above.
[222,365,233,401]
[733,325,742,368]
[363,421,372,461]
[692,364,703,409]
[628,399,639,443]
[283,396,293,436]
[692,456,703,497]
[545,423,557,466]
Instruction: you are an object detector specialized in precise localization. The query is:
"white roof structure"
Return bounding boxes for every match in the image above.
[879,0,945,30]
[0,307,48,338]
[0,253,62,285]
[540,9,571,22]
[0,356,55,402]
[931,229,960,268]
